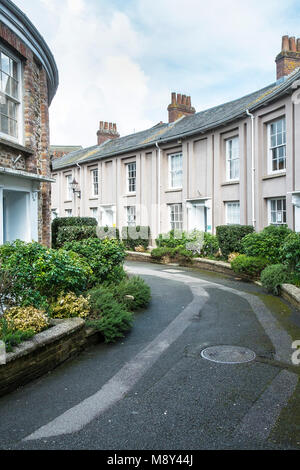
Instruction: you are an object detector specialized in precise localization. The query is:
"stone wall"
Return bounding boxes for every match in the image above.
[0,319,86,398]
[0,21,52,246]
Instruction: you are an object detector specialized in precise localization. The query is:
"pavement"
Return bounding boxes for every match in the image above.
[0,260,299,450]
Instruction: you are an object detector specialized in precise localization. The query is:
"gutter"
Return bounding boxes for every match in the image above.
[156,142,161,236]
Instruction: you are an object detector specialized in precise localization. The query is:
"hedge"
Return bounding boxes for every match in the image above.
[52,217,97,248]
[122,226,150,251]
[216,225,254,258]
[97,226,120,240]
[56,226,97,247]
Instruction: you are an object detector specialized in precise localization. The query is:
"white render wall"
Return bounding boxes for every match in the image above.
[51,93,300,239]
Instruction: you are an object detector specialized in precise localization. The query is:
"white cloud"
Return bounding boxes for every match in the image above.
[11,0,300,145]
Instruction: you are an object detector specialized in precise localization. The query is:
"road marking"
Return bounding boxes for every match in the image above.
[24,281,209,440]
[234,369,298,441]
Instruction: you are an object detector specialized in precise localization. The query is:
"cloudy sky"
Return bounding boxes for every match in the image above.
[13,0,300,147]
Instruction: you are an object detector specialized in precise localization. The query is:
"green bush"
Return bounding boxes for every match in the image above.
[261,264,292,295]
[63,237,126,286]
[0,241,92,308]
[87,285,133,343]
[0,317,35,352]
[155,230,189,249]
[110,276,151,311]
[151,246,193,263]
[280,232,300,274]
[52,217,97,248]
[241,225,292,264]
[122,226,150,251]
[231,255,269,278]
[56,225,97,247]
[216,225,254,258]
[200,233,220,258]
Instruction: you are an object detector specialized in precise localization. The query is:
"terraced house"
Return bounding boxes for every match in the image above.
[0,0,58,246]
[51,36,300,240]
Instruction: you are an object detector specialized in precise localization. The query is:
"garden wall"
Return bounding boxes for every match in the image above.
[0,318,86,398]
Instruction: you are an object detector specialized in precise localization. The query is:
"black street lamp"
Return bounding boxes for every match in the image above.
[70,178,81,199]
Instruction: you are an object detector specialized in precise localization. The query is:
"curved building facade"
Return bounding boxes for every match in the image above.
[0,0,58,246]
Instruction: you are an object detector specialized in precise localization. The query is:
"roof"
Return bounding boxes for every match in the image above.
[0,166,55,182]
[50,146,83,153]
[0,0,59,104]
[52,69,300,171]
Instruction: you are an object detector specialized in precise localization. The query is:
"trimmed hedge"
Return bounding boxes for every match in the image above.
[122,226,150,251]
[52,217,97,248]
[151,246,193,263]
[56,226,97,247]
[97,226,120,240]
[216,225,254,258]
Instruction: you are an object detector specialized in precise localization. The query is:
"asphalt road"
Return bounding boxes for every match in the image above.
[0,261,299,450]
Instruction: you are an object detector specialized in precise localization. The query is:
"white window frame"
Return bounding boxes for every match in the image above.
[0,45,23,144]
[268,117,286,174]
[225,202,240,225]
[91,169,99,197]
[168,153,183,189]
[127,206,136,227]
[127,162,136,193]
[169,203,183,231]
[65,209,72,217]
[268,197,287,226]
[226,137,239,181]
[65,174,73,201]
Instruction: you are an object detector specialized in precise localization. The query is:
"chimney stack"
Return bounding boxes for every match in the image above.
[97,121,120,145]
[167,92,196,123]
[276,35,300,80]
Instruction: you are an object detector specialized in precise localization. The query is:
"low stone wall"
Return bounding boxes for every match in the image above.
[126,251,235,277]
[0,318,86,398]
[281,284,300,311]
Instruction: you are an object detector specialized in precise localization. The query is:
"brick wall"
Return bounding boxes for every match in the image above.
[0,21,52,246]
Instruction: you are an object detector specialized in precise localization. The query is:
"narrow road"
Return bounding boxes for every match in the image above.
[0,261,299,450]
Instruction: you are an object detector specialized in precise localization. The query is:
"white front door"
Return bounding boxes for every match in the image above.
[101,206,116,227]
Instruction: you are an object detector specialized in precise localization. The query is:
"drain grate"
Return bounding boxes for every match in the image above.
[201,345,256,364]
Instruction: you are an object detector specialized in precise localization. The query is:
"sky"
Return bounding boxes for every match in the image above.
[12,0,300,147]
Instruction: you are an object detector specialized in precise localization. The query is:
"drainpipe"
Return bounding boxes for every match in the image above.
[246,109,256,229]
[155,142,161,237]
[76,162,81,216]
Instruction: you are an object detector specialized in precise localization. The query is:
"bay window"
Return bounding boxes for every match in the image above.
[0,49,21,141]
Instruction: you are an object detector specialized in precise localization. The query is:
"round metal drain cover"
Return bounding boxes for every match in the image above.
[201,346,256,364]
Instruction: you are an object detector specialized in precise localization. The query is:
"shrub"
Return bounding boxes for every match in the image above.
[110,276,151,311]
[228,252,240,263]
[0,241,92,308]
[200,233,219,258]
[155,230,189,249]
[63,237,126,286]
[52,217,97,248]
[122,226,150,251]
[0,269,17,314]
[87,286,133,343]
[261,264,292,295]
[280,232,300,274]
[231,255,269,279]
[0,318,35,352]
[216,225,254,258]
[151,246,193,263]
[50,292,90,319]
[3,306,49,334]
[56,226,97,248]
[241,225,292,264]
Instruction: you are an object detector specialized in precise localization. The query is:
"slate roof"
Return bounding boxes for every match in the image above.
[52,69,300,171]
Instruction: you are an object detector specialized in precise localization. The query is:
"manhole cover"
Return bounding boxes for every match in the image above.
[201,346,256,364]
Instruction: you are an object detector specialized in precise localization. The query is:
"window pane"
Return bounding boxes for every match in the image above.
[1,114,8,134]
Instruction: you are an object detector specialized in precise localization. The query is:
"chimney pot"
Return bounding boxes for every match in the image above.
[168,91,196,123]
[282,35,290,52]
[182,95,187,105]
[177,94,182,105]
[186,96,191,107]
[290,36,297,52]
[171,92,176,104]
[297,38,300,52]
[97,120,120,145]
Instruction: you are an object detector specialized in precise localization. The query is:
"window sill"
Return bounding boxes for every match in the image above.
[165,188,183,193]
[64,200,72,203]
[123,193,136,197]
[262,172,286,181]
[89,197,99,200]
[0,138,34,155]
[221,181,240,187]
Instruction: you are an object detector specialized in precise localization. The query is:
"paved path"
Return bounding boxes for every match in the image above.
[0,261,299,450]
